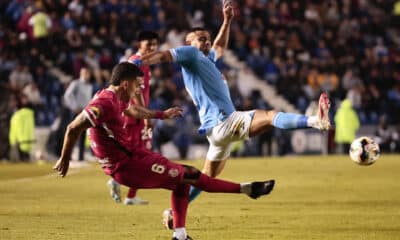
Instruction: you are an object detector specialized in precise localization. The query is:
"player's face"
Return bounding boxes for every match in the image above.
[190,31,211,55]
[129,77,143,98]
[121,78,142,101]
[138,39,159,55]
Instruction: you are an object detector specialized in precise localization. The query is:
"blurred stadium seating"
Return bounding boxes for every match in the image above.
[1,0,399,160]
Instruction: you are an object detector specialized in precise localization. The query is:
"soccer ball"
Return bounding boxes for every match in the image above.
[349,136,380,165]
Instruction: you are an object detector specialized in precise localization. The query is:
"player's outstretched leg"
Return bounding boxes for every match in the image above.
[186,166,275,199]
[164,165,275,233]
[124,188,149,205]
[107,178,121,203]
[250,92,331,136]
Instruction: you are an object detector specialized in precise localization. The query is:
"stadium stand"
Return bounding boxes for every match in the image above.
[1,0,399,160]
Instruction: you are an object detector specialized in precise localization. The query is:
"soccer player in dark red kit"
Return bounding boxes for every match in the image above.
[54,62,275,240]
[107,31,159,205]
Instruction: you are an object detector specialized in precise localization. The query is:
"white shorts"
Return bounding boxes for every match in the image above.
[206,111,255,161]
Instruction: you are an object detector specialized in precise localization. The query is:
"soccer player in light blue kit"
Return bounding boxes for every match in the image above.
[134,0,331,230]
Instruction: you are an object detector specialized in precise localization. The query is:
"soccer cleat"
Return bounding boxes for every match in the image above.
[107,179,121,203]
[124,197,149,205]
[162,208,174,230]
[317,92,331,130]
[248,180,275,199]
[172,236,193,240]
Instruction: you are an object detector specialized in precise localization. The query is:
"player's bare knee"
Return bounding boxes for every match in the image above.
[202,161,221,177]
[265,110,277,123]
[183,165,201,181]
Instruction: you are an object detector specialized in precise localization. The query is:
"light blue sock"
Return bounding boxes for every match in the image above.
[272,112,309,129]
[189,187,202,203]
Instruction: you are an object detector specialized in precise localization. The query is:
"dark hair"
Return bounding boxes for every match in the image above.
[185,27,209,41]
[137,31,159,42]
[109,62,143,86]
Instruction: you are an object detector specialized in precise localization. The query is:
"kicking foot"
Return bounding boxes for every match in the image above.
[162,208,174,230]
[107,179,121,203]
[248,180,275,199]
[317,92,331,130]
[124,197,149,205]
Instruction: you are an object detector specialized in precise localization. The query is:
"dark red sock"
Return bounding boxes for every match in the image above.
[127,188,137,198]
[192,173,241,193]
[171,184,190,228]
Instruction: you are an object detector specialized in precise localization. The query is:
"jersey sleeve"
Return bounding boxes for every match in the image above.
[128,54,140,61]
[208,49,217,62]
[83,98,115,127]
[169,46,199,64]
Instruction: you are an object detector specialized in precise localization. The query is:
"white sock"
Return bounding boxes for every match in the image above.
[173,227,187,240]
[307,116,318,128]
[240,183,252,195]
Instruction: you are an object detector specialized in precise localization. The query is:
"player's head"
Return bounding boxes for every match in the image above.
[137,31,159,55]
[185,27,212,55]
[110,62,144,101]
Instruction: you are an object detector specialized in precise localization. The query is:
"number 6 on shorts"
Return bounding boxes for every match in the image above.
[151,163,165,174]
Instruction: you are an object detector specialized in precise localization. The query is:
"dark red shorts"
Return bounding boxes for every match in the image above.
[111,149,184,191]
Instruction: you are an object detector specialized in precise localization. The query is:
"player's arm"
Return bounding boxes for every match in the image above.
[53,112,92,177]
[139,51,173,66]
[130,80,153,136]
[212,0,234,60]
[138,47,198,66]
[124,105,183,120]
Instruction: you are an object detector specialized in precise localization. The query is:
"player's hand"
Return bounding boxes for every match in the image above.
[223,0,234,21]
[53,157,70,177]
[163,107,183,119]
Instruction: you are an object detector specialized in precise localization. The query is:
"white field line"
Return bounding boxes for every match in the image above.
[1,163,94,184]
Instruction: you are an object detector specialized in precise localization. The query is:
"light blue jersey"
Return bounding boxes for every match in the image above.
[170,46,236,134]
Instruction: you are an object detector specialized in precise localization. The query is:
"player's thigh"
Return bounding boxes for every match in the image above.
[206,141,232,163]
[248,110,276,137]
[114,152,184,190]
[208,111,255,145]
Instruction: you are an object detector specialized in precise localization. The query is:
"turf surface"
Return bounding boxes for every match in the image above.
[1,155,399,240]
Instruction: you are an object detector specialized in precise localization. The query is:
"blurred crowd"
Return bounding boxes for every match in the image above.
[225,0,400,125]
[1,0,400,161]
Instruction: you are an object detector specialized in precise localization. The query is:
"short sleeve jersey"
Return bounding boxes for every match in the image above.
[83,89,131,174]
[169,46,236,134]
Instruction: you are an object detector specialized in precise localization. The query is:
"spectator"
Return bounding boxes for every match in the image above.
[9,63,33,91]
[334,99,360,154]
[62,67,93,161]
[374,116,393,152]
[9,94,35,161]
[46,67,92,159]
[28,7,52,56]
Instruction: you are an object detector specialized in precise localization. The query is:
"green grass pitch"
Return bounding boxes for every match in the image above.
[1,155,400,240]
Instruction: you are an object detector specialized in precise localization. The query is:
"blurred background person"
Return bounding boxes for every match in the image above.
[63,67,92,161]
[334,98,360,154]
[9,94,35,161]
[52,67,92,161]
